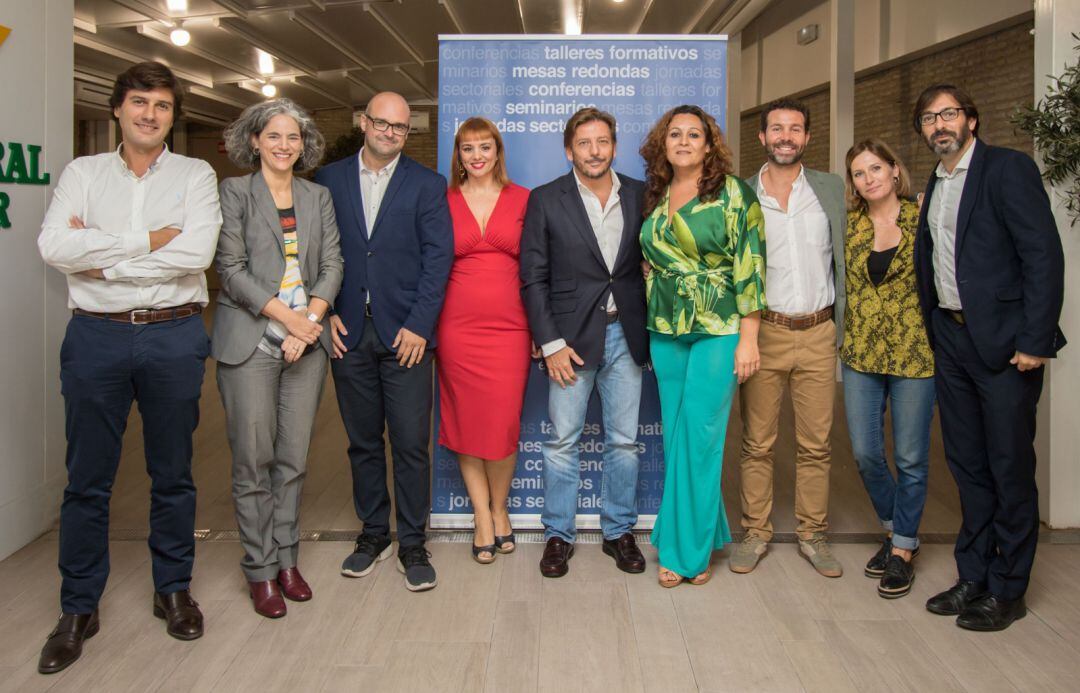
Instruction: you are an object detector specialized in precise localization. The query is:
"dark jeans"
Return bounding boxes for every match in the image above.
[331,317,434,548]
[932,309,1043,600]
[59,314,209,613]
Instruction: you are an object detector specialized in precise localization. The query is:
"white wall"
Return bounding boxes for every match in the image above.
[740,0,1033,107]
[0,0,74,560]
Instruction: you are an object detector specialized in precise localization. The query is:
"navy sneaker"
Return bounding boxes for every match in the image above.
[398,544,437,592]
[341,533,393,578]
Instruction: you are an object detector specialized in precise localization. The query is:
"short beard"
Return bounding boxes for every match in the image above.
[766,143,804,166]
[574,159,611,180]
[927,123,971,156]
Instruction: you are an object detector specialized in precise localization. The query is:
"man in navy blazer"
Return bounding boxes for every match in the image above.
[314,92,452,593]
[912,84,1065,631]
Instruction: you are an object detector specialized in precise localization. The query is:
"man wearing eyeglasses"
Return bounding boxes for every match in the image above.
[912,84,1065,632]
[314,92,453,593]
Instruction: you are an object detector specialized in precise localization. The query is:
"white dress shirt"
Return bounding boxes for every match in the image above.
[541,170,624,358]
[358,148,401,237]
[755,163,835,315]
[38,145,221,312]
[927,139,975,310]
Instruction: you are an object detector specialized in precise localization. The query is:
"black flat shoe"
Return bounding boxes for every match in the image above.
[926,580,986,616]
[865,539,920,578]
[878,554,915,599]
[472,543,497,564]
[494,533,516,554]
[957,594,1027,632]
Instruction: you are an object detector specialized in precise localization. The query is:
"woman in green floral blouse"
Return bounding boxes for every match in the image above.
[639,105,767,587]
[841,138,934,600]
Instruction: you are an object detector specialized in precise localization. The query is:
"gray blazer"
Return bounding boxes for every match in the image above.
[746,167,846,344]
[211,171,344,365]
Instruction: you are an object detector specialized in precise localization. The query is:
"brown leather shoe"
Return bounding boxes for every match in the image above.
[153,590,204,640]
[277,567,312,602]
[539,537,574,578]
[249,580,287,618]
[602,533,646,573]
[38,610,99,674]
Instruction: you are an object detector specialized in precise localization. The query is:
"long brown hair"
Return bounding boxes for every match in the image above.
[844,138,912,212]
[640,105,733,216]
[448,117,510,190]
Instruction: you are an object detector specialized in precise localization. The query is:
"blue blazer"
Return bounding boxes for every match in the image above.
[914,139,1066,370]
[314,154,453,351]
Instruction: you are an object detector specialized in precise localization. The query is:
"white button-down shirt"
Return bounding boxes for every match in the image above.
[927,139,975,310]
[541,170,625,358]
[358,148,401,237]
[755,163,835,315]
[38,145,221,312]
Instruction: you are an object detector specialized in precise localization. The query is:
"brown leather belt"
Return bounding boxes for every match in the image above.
[73,303,202,324]
[762,305,833,331]
[942,308,965,325]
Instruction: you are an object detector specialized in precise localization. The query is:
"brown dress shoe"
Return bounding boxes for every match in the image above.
[277,567,312,602]
[38,610,99,674]
[153,590,204,640]
[602,533,646,573]
[539,537,574,578]
[249,580,287,618]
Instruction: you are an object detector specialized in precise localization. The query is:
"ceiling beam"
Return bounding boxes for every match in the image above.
[74,31,214,88]
[630,0,656,34]
[74,68,115,89]
[516,0,527,33]
[364,4,425,66]
[214,17,319,76]
[188,84,250,110]
[438,0,465,34]
[288,11,373,70]
[73,17,97,33]
[394,65,433,100]
[111,0,173,24]
[135,24,263,81]
[290,76,354,108]
[308,0,327,9]
[210,0,249,19]
[708,0,773,34]
[343,71,379,97]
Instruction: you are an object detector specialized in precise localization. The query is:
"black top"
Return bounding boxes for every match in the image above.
[868,245,898,287]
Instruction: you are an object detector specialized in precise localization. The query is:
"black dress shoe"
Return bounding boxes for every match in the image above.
[539,537,574,578]
[38,610,99,674]
[926,580,987,616]
[153,590,204,640]
[877,554,915,599]
[957,594,1027,632]
[602,533,646,574]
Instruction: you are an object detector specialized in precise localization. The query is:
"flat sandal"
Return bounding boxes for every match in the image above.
[658,567,684,588]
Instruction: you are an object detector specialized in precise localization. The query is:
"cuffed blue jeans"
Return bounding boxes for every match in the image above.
[541,321,642,542]
[841,364,935,550]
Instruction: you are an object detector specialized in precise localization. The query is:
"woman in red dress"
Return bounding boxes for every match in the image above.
[437,118,532,563]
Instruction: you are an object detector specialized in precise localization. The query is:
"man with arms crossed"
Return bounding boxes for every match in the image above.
[914,84,1065,631]
[520,107,649,578]
[37,62,221,674]
[733,99,847,578]
[315,92,453,592]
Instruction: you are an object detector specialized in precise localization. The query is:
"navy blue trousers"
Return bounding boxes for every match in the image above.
[58,314,209,613]
[932,309,1043,601]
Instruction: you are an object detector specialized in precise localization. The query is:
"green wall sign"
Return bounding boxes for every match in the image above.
[0,141,51,229]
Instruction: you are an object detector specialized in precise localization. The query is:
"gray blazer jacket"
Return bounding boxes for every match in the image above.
[746,167,846,344]
[211,171,344,365]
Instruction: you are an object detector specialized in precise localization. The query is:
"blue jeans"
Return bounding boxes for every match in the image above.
[841,364,935,550]
[542,321,643,542]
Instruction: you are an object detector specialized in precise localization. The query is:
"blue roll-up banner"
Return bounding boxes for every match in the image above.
[432,34,728,529]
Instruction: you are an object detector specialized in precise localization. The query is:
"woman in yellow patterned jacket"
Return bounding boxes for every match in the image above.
[639,105,766,588]
[841,138,934,600]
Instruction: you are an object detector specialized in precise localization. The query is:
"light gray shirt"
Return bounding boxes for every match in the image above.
[927,139,975,310]
[540,170,624,358]
[755,163,835,315]
[358,148,401,238]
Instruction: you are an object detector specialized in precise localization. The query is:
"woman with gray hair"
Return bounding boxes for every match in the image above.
[212,98,343,618]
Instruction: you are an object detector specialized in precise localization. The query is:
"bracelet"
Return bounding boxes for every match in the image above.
[307,312,320,323]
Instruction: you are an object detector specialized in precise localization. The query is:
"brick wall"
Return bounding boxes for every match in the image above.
[739,19,1035,184]
[313,104,440,171]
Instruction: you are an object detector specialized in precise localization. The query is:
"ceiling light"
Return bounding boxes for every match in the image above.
[261,82,277,98]
[257,49,275,76]
[166,0,188,12]
[169,28,190,46]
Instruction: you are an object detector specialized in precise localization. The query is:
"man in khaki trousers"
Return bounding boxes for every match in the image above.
[732,98,847,577]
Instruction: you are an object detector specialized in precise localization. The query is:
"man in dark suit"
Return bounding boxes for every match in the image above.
[314,92,453,593]
[913,84,1066,631]
[520,107,649,578]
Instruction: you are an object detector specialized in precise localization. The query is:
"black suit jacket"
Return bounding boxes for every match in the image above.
[520,171,649,368]
[914,139,1066,370]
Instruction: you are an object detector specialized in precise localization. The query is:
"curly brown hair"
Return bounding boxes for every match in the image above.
[640,105,733,216]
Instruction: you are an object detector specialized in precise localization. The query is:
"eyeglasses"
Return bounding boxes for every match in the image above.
[918,107,963,127]
[365,113,409,136]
